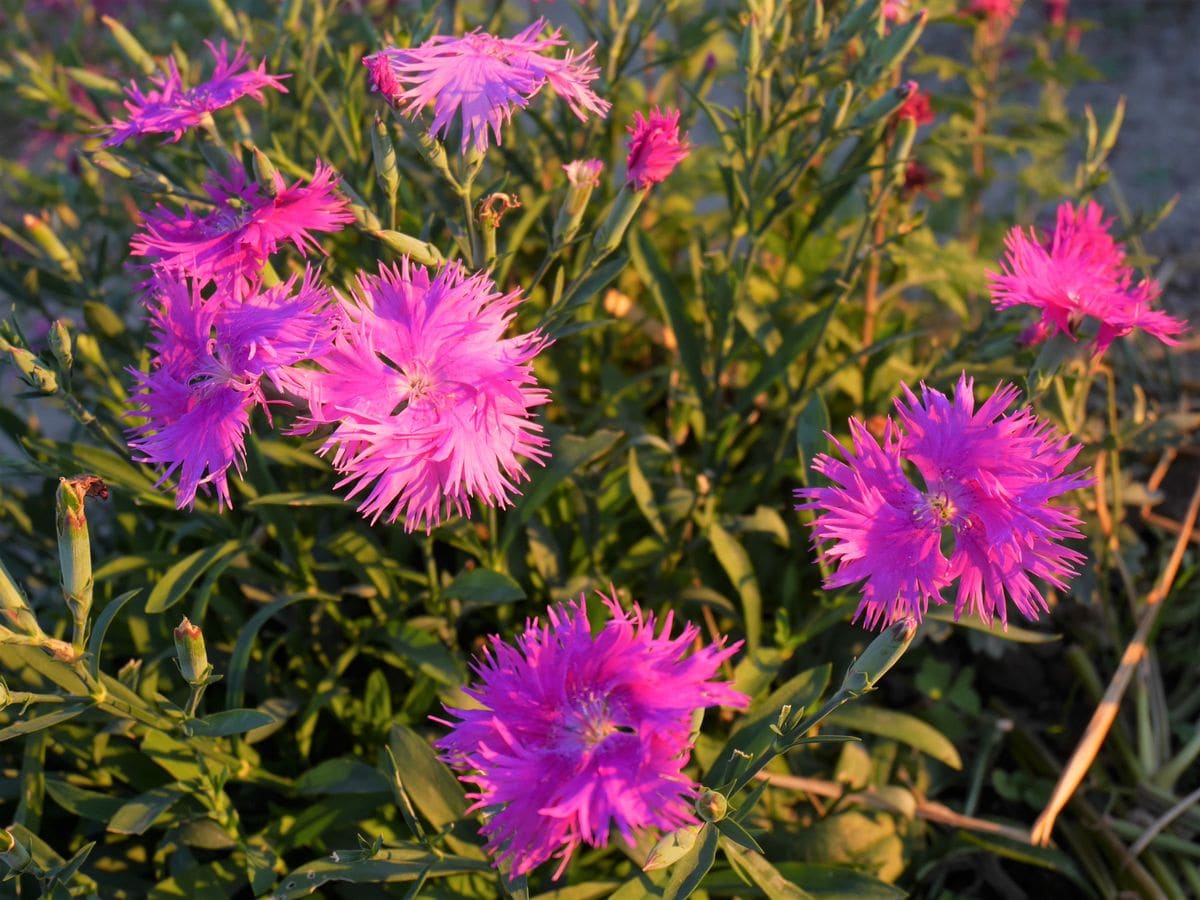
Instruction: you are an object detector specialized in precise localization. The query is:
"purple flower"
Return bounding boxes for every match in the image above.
[128,270,331,509]
[363,18,610,154]
[291,260,550,532]
[130,159,353,289]
[989,201,1186,356]
[625,108,690,190]
[104,40,289,147]
[435,590,748,879]
[795,375,1091,629]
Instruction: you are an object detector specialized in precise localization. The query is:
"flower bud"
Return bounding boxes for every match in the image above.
[841,616,918,695]
[56,476,105,649]
[49,320,73,373]
[248,144,283,197]
[0,556,43,637]
[0,336,59,394]
[372,230,445,267]
[695,790,729,822]
[174,617,211,685]
[23,213,82,282]
[554,159,603,247]
[100,15,158,75]
[643,823,703,871]
[849,81,917,131]
[371,115,399,206]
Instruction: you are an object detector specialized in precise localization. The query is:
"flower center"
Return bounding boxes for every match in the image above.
[561,692,632,752]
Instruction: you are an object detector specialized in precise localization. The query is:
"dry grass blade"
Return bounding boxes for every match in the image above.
[1030,474,1200,846]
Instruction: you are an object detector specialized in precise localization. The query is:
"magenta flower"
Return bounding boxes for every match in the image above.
[896,87,934,126]
[128,270,331,509]
[625,108,690,190]
[104,40,289,147]
[989,201,1187,356]
[130,159,353,289]
[966,0,1017,20]
[795,375,1091,630]
[363,18,610,154]
[435,590,748,879]
[292,260,550,532]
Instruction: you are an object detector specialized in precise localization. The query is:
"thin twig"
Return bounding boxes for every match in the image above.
[1031,474,1200,846]
[1127,785,1200,860]
[756,771,1032,844]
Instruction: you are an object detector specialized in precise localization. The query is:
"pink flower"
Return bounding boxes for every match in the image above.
[104,40,289,147]
[896,87,934,126]
[292,260,550,532]
[562,158,603,188]
[966,0,1016,21]
[363,18,609,154]
[435,590,748,879]
[130,159,353,289]
[128,270,331,509]
[625,108,690,190]
[989,201,1187,356]
[884,0,914,22]
[1045,0,1068,25]
[795,375,1090,630]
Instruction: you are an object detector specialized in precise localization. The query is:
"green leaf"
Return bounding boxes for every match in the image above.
[795,391,831,483]
[388,725,469,829]
[926,606,1060,643]
[721,839,811,899]
[630,230,708,406]
[108,785,182,835]
[188,708,277,738]
[44,779,124,822]
[704,863,905,899]
[827,705,962,770]
[628,447,668,540]
[0,703,90,742]
[225,593,320,709]
[272,846,491,900]
[145,540,243,614]
[86,588,140,680]
[245,492,347,507]
[708,521,762,652]
[295,758,391,795]
[500,428,623,553]
[662,823,718,900]
[442,568,526,605]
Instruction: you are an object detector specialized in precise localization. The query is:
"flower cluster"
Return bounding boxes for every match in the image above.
[364,18,609,153]
[104,40,288,146]
[796,375,1091,629]
[290,261,550,532]
[435,590,748,878]
[989,201,1186,356]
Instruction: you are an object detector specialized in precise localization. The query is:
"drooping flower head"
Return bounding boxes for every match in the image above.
[625,108,690,190]
[363,18,610,154]
[292,260,550,532]
[795,374,1091,630]
[104,40,289,147]
[130,159,353,290]
[128,270,331,509]
[989,201,1187,356]
[435,590,748,879]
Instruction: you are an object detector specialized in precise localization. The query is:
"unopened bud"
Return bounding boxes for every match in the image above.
[248,144,282,197]
[554,159,603,246]
[49,320,73,372]
[57,476,105,649]
[174,617,211,685]
[0,336,58,394]
[370,115,399,205]
[695,790,728,822]
[643,823,703,871]
[849,80,916,131]
[841,616,918,695]
[101,15,158,75]
[23,213,82,282]
[0,556,43,637]
[373,230,445,267]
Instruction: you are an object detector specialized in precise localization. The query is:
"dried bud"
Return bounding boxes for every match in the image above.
[174,617,211,685]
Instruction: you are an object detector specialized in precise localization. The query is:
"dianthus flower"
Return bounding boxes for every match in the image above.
[989,201,1186,356]
[884,0,913,21]
[292,260,550,532]
[363,18,609,154]
[625,108,690,190]
[103,40,289,147]
[128,270,331,509]
[130,160,353,289]
[435,590,748,879]
[896,87,934,126]
[795,374,1091,630]
[966,0,1016,21]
